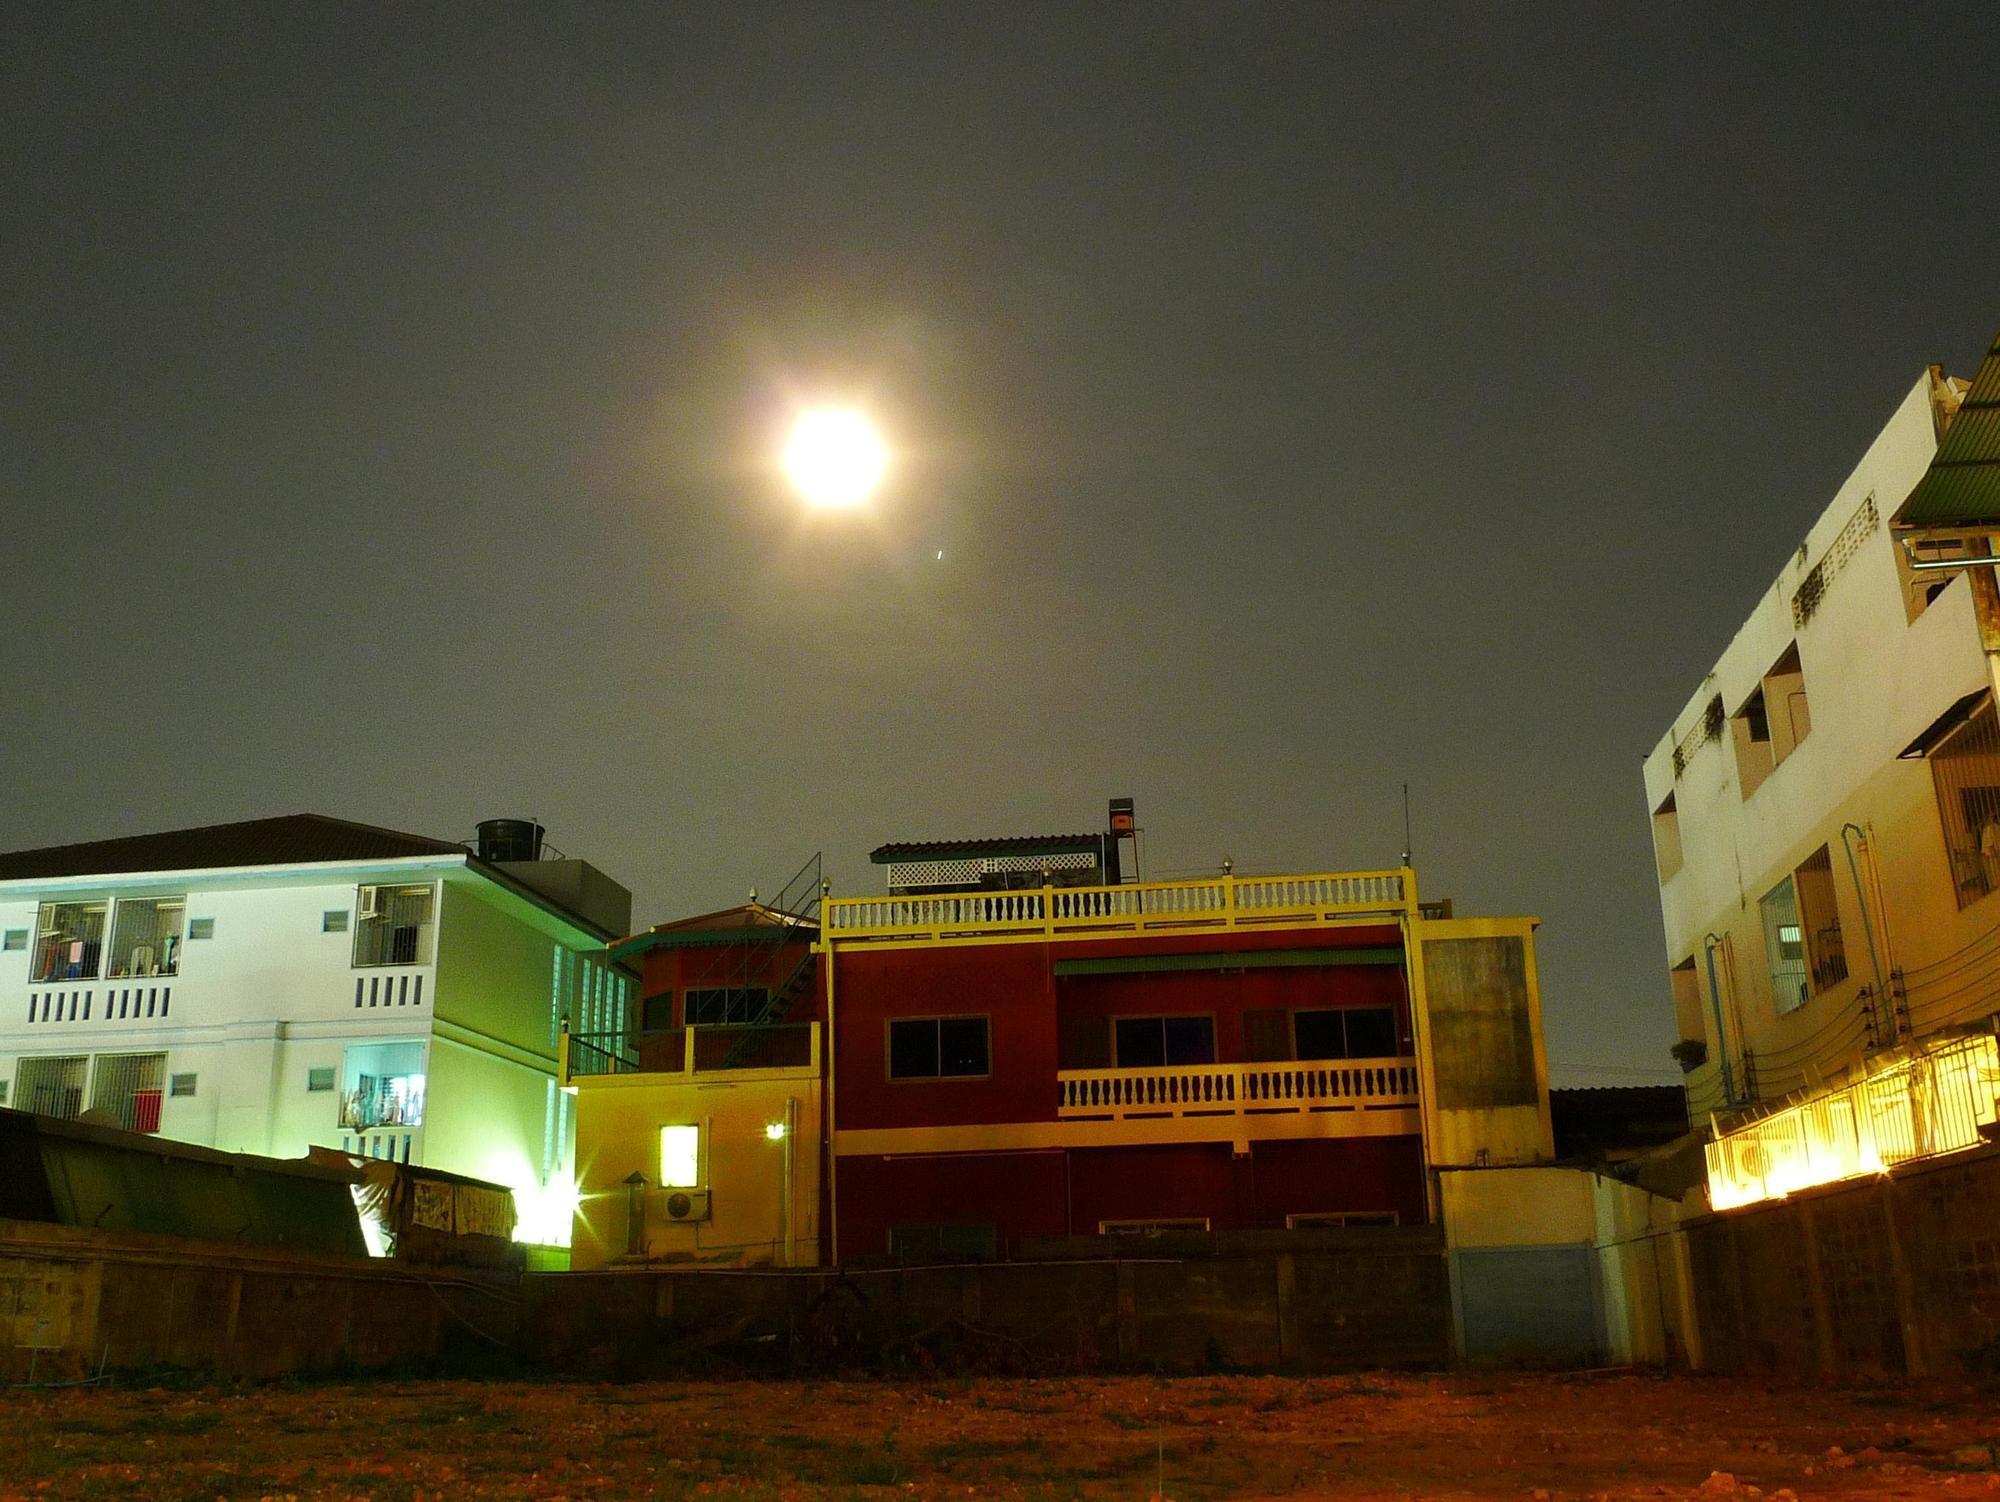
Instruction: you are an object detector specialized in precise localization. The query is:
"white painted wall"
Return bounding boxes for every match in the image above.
[1642,372,1992,1113]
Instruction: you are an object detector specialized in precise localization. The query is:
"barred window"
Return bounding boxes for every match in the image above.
[1931,701,2000,910]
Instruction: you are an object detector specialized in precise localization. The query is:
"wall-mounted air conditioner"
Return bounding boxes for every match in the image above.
[358,888,379,920]
[662,1187,712,1223]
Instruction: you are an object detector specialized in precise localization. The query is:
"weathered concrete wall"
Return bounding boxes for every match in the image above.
[524,1234,1451,1376]
[1686,1142,2000,1378]
[0,1218,516,1381]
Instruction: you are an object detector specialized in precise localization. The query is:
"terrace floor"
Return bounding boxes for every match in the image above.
[3,1371,1997,1500]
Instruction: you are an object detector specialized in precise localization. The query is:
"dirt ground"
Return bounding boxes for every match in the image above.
[2,1371,1997,1501]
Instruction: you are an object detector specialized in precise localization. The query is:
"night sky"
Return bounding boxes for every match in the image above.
[6,6,1998,1086]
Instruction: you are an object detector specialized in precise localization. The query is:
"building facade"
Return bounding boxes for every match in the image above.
[0,814,633,1244]
[1643,347,2000,1205]
[566,817,1557,1267]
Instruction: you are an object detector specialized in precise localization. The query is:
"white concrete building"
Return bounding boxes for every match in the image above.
[1642,359,1998,1136]
[0,815,634,1245]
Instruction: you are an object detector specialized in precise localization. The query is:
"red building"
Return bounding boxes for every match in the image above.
[570,807,1556,1268]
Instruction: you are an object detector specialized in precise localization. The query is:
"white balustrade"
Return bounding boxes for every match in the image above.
[1057,1056,1419,1118]
[824,869,1409,941]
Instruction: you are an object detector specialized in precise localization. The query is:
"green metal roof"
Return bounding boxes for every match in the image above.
[1898,330,2000,530]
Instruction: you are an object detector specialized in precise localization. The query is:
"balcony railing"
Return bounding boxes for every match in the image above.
[563,1022,819,1081]
[1058,1057,1420,1118]
[824,869,1413,945]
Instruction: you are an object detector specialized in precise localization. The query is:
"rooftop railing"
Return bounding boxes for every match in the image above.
[823,868,1414,945]
[562,1022,819,1082]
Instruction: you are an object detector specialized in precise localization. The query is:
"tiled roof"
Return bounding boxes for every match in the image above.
[1898,329,2000,530]
[608,903,817,962]
[0,814,466,882]
[870,834,1102,863]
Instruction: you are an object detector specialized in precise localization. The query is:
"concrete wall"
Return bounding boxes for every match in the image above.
[525,1234,1452,1376]
[0,1217,515,1382]
[1642,371,1992,1114]
[1684,1140,2000,1378]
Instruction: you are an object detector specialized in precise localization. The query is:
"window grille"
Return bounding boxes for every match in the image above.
[89,1052,167,1133]
[352,884,435,967]
[106,897,185,979]
[1930,701,2000,910]
[14,1056,86,1119]
[1673,695,1726,778]
[32,902,106,983]
[1760,876,1810,1015]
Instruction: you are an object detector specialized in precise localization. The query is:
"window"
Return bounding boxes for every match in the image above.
[31,902,106,983]
[888,1016,989,1079]
[1113,1015,1215,1068]
[1670,957,1704,1056]
[640,993,675,1033]
[1897,533,1984,621]
[352,884,435,967]
[168,1072,198,1099]
[1293,1006,1399,1061]
[90,1052,167,1133]
[322,910,349,934]
[306,1066,336,1093]
[1926,700,2000,910]
[1652,793,1683,882]
[338,1041,426,1130]
[2,929,25,952]
[1759,876,1810,1015]
[1733,645,1811,799]
[684,986,769,1026]
[105,897,185,979]
[888,1223,997,1261]
[14,1056,87,1119]
[1793,846,1847,994]
[0,1080,8,1106]
[1286,1211,1400,1229]
[659,1123,700,1187]
[186,917,215,940]
[1101,1218,1209,1235]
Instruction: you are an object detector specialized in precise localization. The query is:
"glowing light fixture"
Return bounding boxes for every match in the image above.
[765,1121,787,1142]
[782,407,887,508]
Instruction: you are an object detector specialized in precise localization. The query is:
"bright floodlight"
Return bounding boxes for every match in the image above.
[783,408,887,508]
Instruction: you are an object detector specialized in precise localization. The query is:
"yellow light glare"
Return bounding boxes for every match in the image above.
[765,1121,787,1141]
[782,408,887,508]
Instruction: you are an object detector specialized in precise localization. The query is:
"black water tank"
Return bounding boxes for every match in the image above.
[475,818,544,863]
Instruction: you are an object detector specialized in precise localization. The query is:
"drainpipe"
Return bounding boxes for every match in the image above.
[1702,933,1736,1107]
[1839,823,1891,1043]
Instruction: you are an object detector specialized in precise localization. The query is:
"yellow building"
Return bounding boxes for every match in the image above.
[1644,337,2000,1206]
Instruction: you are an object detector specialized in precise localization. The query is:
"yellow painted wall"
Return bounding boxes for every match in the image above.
[1412,916,1555,1167]
[571,1066,822,1270]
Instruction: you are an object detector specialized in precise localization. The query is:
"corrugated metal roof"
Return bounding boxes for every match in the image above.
[870,834,1102,863]
[0,814,466,882]
[608,903,817,961]
[1898,329,2000,529]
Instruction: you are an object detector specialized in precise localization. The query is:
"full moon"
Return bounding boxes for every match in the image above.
[782,407,888,509]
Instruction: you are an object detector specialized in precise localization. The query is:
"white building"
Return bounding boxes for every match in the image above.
[1642,354,1999,1153]
[0,814,634,1245]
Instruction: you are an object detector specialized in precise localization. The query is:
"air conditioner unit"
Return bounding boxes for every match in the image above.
[662,1187,712,1222]
[358,888,379,919]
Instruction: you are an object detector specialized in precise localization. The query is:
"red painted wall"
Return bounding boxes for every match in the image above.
[836,1151,1068,1257]
[833,943,1057,1129]
[636,942,821,1026]
[836,1135,1428,1254]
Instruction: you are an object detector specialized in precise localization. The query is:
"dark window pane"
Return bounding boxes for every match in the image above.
[1293,1010,1347,1061]
[1344,1007,1399,1058]
[938,1017,989,1076]
[1162,1016,1216,1065]
[889,1019,940,1078]
[640,994,674,1032]
[1115,1017,1166,1067]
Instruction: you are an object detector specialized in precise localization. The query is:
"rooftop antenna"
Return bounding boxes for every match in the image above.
[1400,782,1413,867]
